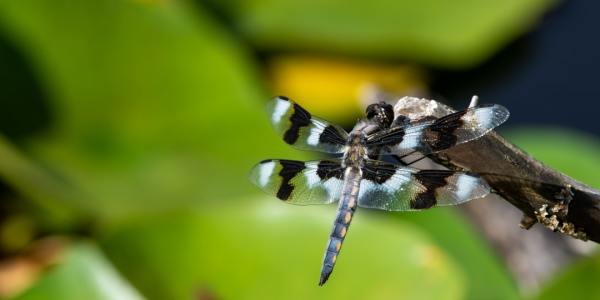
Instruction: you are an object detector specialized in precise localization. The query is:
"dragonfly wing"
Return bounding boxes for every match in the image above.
[366,104,509,155]
[267,96,348,153]
[358,160,490,211]
[249,159,345,205]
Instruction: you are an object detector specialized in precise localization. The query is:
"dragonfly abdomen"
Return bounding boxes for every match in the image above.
[319,167,360,286]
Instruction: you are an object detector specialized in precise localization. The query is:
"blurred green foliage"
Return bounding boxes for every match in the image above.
[0,0,296,224]
[396,209,520,300]
[0,0,597,299]
[100,203,465,299]
[207,0,556,68]
[534,252,600,300]
[506,128,600,188]
[15,243,144,300]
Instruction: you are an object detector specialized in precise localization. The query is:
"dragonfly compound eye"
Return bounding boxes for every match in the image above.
[366,102,394,128]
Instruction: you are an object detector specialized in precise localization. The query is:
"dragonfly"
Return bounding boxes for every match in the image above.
[249,96,509,286]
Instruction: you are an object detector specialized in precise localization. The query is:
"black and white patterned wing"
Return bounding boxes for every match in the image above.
[358,160,490,211]
[267,96,348,153]
[249,159,345,205]
[365,104,509,155]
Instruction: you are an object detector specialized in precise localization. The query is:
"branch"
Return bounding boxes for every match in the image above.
[392,97,600,242]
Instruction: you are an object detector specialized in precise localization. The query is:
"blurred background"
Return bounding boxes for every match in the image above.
[0,0,598,299]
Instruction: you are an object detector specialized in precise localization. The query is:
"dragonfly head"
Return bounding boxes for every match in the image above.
[366,101,394,129]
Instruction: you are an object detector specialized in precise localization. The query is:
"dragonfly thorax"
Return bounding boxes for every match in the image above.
[341,126,371,169]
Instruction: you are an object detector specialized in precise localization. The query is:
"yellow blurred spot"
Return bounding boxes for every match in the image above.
[416,244,444,270]
[340,227,347,237]
[269,55,427,123]
[0,257,38,298]
[335,242,341,252]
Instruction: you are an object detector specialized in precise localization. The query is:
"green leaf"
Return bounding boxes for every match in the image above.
[394,209,520,300]
[100,199,466,300]
[0,0,297,221]
[15,242,145,300]
[534,252,600,300]
[207,0,555,68]
[505,127,600,188]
